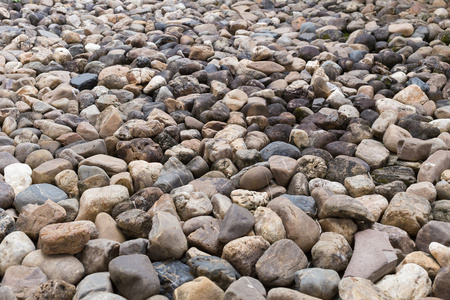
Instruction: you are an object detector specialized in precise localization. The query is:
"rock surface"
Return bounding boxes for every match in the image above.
[0,0,449,297]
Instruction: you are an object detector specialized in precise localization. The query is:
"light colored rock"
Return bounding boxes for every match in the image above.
[22,250,84,285]
[254,207,286,244]
[0,231,35,276]
[4,163,32,195]
[393,85,428,105]
[338,277,389,300]
[376,263,432,300]
[429,242,450,267]
[76,185,130,222]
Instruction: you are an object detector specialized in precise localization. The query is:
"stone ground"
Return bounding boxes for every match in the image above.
[0,0,449,299]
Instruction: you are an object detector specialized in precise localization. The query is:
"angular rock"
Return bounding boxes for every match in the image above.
[344,229,397,283]
[188,255,240,290]
[381,192,431,236]
[221,236,270,277]
[256,239,308,287]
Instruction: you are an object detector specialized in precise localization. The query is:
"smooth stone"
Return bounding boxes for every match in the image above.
[260,142,301,160]
[154,157,194,193]
[312,232,352,272]
[109,254,160,300]
[1,266,48,300]
[0,231,35,276]
[416,221,450,253]
[295,268,340,300]
[16,200,66,240]
[223,277,266,300]
[396,251,441,279]
[76,185,130,222]
[380,192,431,236]
[78,239,120,275]
[172,276,224,300]
[267,196,320,253]
[37,222,93,255]
[4,163,32,196]
[239,166,272,190]
[22,250,84,285]
[148,211,188,261]
[338,277,389,300]
[319,194,375,223]
[376,264,432,300]
[14,184,68,213]
[429,242,450,267]
[267,287,322,300]
[254,206,286,244]
[433,267,450,299]
[73,272,113,300]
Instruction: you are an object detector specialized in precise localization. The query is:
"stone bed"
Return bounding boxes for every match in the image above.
[0,0,449,299]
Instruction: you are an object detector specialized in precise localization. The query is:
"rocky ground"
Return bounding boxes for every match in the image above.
[0,0,449,298]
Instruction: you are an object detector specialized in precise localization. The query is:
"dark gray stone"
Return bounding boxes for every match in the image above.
[294,268,340,300]
[260,142,301,160]
[153,260,195,299]
[71,73,98,91]
[14,184,68,213]
[219,204,255,244]
[109,254,160,300]
[188,255,240,290]
[154,157,194,193]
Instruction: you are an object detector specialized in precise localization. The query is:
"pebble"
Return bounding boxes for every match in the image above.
[0,0,449,297]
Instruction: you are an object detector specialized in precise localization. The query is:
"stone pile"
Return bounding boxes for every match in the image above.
[0,0,449,298]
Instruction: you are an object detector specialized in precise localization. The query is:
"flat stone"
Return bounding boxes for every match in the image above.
[344,229,397,283]
[223,277,266,300]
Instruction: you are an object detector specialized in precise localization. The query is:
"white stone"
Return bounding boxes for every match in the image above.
[143,75,166,94]
[223,89,248,111]
[85,43,102,53]
[429,242,450,267]
[4,163,32,195]
[376,263,432,300]
[391,72,407,85]
[53,48,73,65]
[339,104,359,119]
[0,231,35,276]
[309,178,347,195]
[429,119,450,133]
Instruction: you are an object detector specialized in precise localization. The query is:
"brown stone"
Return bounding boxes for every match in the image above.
[343,229,398,283]
[221,236,270,277]
[38,222,92,255]
[16,200,66,240]
[267,196,320,253]
[31,158,73,184]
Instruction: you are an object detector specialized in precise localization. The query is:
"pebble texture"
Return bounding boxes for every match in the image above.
[0,0,449,298]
